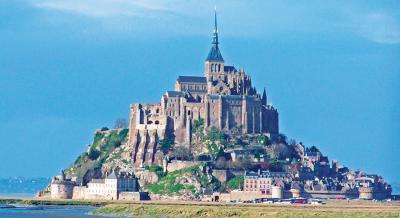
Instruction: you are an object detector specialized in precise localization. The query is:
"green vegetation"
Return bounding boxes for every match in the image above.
[145,165,202,196]
[88,148,101,160]
[193,118,204,132]
[227,176,244,190]
[66,128,129,179]
[158,136,175,154]
[145,165,163,173]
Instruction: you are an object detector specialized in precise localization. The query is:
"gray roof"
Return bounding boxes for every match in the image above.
[91,179,105,183]
[106,171,117,179]
[177,76,207,83]
[206,45,224,62]
[224,66,236,72]
[166,91,185,97]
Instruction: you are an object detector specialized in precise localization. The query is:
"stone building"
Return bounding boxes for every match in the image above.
[244,170,292,195]
[50,170,75,199]
[51,171,140,200]
[128,11,279,168]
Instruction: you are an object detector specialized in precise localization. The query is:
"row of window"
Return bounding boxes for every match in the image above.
[210,63,222,72]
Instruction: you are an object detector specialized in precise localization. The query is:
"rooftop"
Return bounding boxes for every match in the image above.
[177,76,207,83]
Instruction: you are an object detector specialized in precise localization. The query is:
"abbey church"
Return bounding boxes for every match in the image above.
[128,12,279,168]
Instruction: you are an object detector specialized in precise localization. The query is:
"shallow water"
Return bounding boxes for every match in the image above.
[0,205,114,218]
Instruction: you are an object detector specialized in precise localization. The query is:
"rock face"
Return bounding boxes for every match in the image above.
[134,169,159,187]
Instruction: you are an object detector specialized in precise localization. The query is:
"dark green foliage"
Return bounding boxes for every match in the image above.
[145,165,163,172]
[227,176,244,190]
[207,127,226,144]
[199,174,221,191]
[88,148,101,160]
[256,135,270,145]
[159,136,175,154]
[118,128,129,139]
[95,155,109,170]
[173,146,193,160]
[193,118,204,131]
[207,143,219,159]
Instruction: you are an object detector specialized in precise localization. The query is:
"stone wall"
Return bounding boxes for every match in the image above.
[72,186,86,200]
[50,183,74,199]
[118,192,142,201]
[207,191,266,202]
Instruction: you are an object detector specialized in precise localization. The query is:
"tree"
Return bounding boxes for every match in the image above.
[207,143,219,159]
[207,127,226,144]
[193,118,204,131]
[227,176,244,190]
[114,118,128,129]
[173,146,192,160]
[256,135,270,145]
[267,143,291,160]
[215,156,227,169]
[277,134,287,144]
[158,136,175,155]
[88,148,101,160]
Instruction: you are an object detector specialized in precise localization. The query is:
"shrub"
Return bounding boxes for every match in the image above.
[227,176,244,190]
[145,165,163,172]
[88,148,101,160]
[173,146,192,161]
[159,136,175,154]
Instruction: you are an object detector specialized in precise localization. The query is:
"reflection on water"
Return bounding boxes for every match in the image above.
[0,205,114,218]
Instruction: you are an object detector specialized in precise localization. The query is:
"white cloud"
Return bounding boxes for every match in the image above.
[32,0,171,17]
[28,0,400,44]
[355,12,400,44]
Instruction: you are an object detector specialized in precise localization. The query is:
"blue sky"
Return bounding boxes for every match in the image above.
[0,1,399,188]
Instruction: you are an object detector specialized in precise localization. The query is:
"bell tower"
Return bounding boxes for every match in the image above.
[205,9,224,82]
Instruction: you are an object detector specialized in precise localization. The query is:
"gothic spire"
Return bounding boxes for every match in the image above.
[212,7,219,46]
[262,88,267,106]
[206,8,224,62]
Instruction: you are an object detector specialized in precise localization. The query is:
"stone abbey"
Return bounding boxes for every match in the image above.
[128,12,279,167]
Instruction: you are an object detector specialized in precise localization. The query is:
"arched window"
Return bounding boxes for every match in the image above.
[155,120,160,124]
[188,110,191,115]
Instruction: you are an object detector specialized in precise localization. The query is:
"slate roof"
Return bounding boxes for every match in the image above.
[106,171,117,179]
[166,91,185,97]
[224,65,236,72]
[206,45,224,62]
[177,76,207,83]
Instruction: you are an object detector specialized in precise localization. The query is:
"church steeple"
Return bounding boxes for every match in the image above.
[206,8,224,62]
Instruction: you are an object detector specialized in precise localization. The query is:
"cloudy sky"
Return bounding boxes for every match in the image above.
[0,0,399,189]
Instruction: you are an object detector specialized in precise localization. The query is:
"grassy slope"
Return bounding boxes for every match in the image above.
[65,129,129,179]
[145,166,200,196]
[91,202,400,218]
